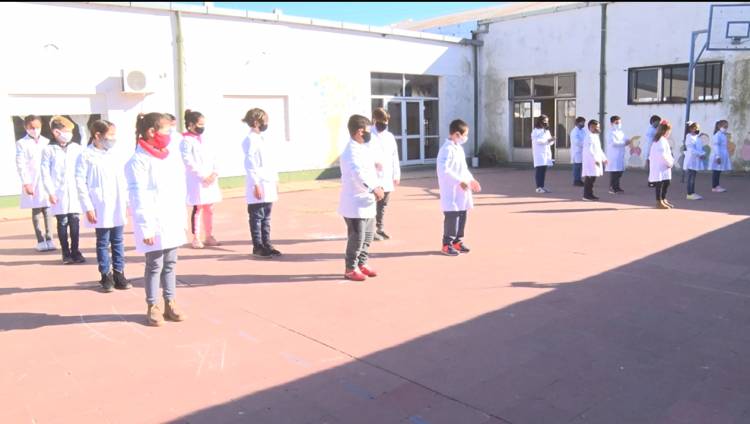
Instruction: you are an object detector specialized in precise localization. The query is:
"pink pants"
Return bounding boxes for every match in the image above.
[190,204,214,238]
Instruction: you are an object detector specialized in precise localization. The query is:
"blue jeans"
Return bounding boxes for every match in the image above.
[712,170,721,188]
[96,226,125,275]
[573,163,583,184]
[247,203,273,248]
[535,166,548,189]
[687,170,697,195]
[56,213,80,256]
[144,248,178,305]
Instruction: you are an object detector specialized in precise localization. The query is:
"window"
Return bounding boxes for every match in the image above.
[371,72,403,96]
[405,74,438,98]
[512,78,531,98]
[628,62,722,104]
[510,74,575,149]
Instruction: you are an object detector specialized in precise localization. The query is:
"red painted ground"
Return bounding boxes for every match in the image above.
[1,167,749,424]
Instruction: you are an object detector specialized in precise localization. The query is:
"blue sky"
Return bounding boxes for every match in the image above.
[180,2,504,26]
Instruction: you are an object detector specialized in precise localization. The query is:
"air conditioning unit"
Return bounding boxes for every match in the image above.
[121,68,154,94]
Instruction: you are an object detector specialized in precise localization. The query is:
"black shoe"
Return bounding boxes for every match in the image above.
[252,246,273,259]
[441,244,460,256]
[264,245,282,256]
[62,253,74,265]
[100,272,115,293]
[113,270,132,290]
[376,230,390,240]
[591,195,600,201]
[72,251,86,264]
[453,241,470,253]
[615,189,625,194]
[582,196,598,201]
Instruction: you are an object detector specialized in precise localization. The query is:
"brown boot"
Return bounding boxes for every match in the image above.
[164,299,187,322]
[146,304,165,327]
[663,199,675,208]
[656,200,669,209]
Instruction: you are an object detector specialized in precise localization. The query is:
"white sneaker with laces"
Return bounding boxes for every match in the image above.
[535,187,545,194]
[35,242,47,252]
[686,193,703,200]
[542,187,551,193]
[712,186,727,193]
[45,240,57,251]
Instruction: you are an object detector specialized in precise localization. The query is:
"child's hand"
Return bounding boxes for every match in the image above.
[394,179,400,186]
[470,180,481,193]
[86,210,97,225]
[717,158,722,165]
[143,237,154,246]
[49,194,57,205]
[460,181,469,191]
[254,184,264,200]
[23,184,34,196]
[373,187,385,201]
[375,162,383,172]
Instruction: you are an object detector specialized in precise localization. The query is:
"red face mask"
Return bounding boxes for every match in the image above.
[151,131,171,149]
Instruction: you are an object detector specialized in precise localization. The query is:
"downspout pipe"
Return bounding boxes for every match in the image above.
[598,3,607,136]
[464,25,486,167]
[174,10,186,131]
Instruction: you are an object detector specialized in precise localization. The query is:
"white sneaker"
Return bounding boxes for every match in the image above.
[535,187,545,194]
[35,242,47,252]
[45,240,57,251]
[542,187,551,193]
[686,193,703,200]
[712,186,727,193]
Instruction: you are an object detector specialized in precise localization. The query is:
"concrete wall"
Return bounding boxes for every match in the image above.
[0,2,473,196]
[478,2,750,169]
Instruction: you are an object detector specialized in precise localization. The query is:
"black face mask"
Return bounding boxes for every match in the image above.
[259,124,268,132]
[362,131,371,143]
[542,123,549,129]
[576,124,584,129]
[375,122,387,132]
[194,126,205,135]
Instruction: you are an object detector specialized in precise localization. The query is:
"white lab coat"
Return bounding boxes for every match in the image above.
[437,139,474,212]
[683,134,705,171]
[76,144,128,229]
[15,134,51,209]
[370,126,401,192]
[605,128,628,172]
[242,131,279,205]
[531,128,554,167]
[569,127,586,164]
[180,132,222,206]
[708,132,732,171]
[648,137,674,182]
[41,142,84,215]
[338,139,379,219]
[642,125,657,166]
[582,132,607,177]
[125,146,188,254]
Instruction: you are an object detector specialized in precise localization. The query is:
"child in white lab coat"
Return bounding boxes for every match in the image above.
[15,115,55,252]
[709,119,732,193]
[683,121,705,200]
[370,107,401,241]
[605,115,630,194]
[339,114,384,281]
[649,120,675,209]
[644,115,661,188]
[241,108,282,259]
[570,116,586,187]
[438,119,481,256]
[41,116,85,265]
[582,120,608,201]
[531,115,555,193]
[76,120,131,292]
[180,109,222,249]
[126,112,188,327]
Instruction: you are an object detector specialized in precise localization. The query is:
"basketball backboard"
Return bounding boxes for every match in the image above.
[708,3,750,50]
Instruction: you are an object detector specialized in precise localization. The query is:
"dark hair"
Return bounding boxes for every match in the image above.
[686,121,700,134]
[534,115,549,129]
[135,112,167,144]
[713,119,728,134]
[165,113,176,121]
[649,115,662,125]
[449,119,469,135]
[347,114,371,137]
[610,115,621,123]
[575,116,586,124]
[588,119,599,129]
[24,115,41,126]
[88,120,115,145]
[654,120,672,142]
[242,108,267,128]
[372,107,390,123]
[184,109,204,129]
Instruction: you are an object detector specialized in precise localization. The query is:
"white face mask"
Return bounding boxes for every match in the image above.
[101,138,116,151]
[459,135,469,145]
[27,128,41,139]
[57,131,73,145]
[615,123,622,130]
[720,127,727,133]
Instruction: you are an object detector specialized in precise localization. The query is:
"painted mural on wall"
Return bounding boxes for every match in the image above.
[313,76,361,167]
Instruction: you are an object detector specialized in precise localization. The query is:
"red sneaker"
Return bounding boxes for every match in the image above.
[359,264,378,277]
[344,269,367,281]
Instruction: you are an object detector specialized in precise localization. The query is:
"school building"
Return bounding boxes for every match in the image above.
[0,2,476,196]
[399,1,750,170]
[3,2,750,198]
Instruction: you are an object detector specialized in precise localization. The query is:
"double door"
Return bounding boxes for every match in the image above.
[372,97,440,164]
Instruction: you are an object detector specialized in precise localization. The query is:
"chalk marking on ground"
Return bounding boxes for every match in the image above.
[79,315,122,344]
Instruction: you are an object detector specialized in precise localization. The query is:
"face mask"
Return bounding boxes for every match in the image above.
[101,138,116,151]
[542,122,549,129]
[720,127,727,133]
[576,124,584,129]
[27,128,41,139]
[259,124,268,132]
[615,123,622,130]
[58,131,73,145]
[362,131,371,143]
[375,122,387,132]
[193,127,205,135]
[151,131,171,149]
[692,130,700,136]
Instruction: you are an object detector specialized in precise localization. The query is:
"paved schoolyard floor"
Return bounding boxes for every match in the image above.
[1,167,749,424]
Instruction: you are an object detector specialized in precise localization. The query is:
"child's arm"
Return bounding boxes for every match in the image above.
[348,145,379,192]
[125,158,157,240]
[15,141,31,188]
[390,137,401,184]
[40,148,55,201]
[75,153,95,215]
[437,148,465,185]
[662,141,675,168]
[180,138,207,179]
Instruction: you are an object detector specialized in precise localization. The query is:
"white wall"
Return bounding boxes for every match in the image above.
[0,2,473,196]
[479,2,750,169]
